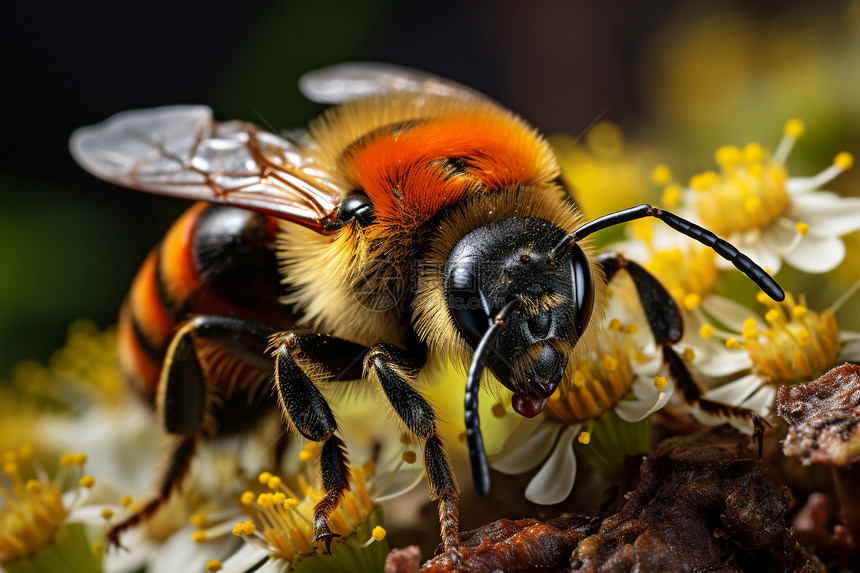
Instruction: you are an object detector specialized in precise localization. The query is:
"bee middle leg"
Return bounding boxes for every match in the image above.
[365,344,460,557]
[598,252,768,447]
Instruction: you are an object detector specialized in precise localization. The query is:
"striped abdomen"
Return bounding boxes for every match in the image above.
[118,202,294,401]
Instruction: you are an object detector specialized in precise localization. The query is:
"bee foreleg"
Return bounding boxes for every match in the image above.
[596,251,683,344]
[598,253,769,450]
[662,345,769,455]
[366,344,460,558]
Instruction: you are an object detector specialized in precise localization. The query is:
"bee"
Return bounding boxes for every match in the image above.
[70,63,783,555]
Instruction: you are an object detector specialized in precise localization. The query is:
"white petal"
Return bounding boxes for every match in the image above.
[740,385,776,420]
[219,544,274,573]
[372,467,426,502]
[839,338,860,362]
[700,294,763,332]
[760,223,800,255]
[694,350,753,379]
[782,235,846,273]
[615,377,674,422]
[524,425,579,505]
[788,192,860,237]
[703,374,763,405]
[491,419,562,474]
[149,525,242,572]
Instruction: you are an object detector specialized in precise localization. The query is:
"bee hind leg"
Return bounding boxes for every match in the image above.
[598,252,769,451]
[109,316,277,548]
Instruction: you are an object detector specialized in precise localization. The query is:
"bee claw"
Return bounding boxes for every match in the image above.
[312,521,341,554]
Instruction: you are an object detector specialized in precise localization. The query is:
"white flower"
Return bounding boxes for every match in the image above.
[681,120,857,274]
[689,288,860,427]
[490,319,673,505]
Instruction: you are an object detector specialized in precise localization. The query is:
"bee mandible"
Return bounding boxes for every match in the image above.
[70,63,783,555]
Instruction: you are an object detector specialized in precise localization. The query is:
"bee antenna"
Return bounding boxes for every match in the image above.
[464,299,520,497]
[548,233,574,261]
[573,204,785,302]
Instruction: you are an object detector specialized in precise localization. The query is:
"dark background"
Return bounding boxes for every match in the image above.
[0,0,853,377]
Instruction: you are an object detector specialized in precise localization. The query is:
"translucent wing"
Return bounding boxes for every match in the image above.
[299,62,489,104]
[70,106,343,232]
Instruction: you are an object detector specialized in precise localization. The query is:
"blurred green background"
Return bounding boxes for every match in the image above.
[2,0,859,378]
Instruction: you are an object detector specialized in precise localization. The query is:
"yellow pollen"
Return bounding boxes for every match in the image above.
[743,142,765,163]
[25,479,42,493]
[73,453,88,466]
[241,491,255,505]
[267,476,282,489]
[191,513,208,527]
[726,338,741,350]
[835,152,854,171]
[796,221,810,236]
[233,523,245,536]
[661,184,682,208]
[651,164,672,185]
[258,471,272,484]
[101,508,114,520]
[283,498,299,510]
[362,460,376,478]
[743,318,757,331]
[573,370,586,387]
[92,542,105,557]
[654,376,669,391]
[625,324,638,335]
[243,521,256,535]
[603,354,618,371]
[608,318,623,332]
[298,449,314,462]
[682,348,695,363]
[401,450,418,464]
[4,460,20,474]
[79,475,95,488]
[578,431,591,445]
[746,294,841,386]
[757,291,770,304]
[372,526,387,541]
[715,145,742,166]
[683,293,701,311]
[491,402,506,418]
[121,495,132,508]
[783,119,805,139]
[273,492,286,505]
[207,560,223,572]
[60,453,75,468]
[699,324,714,339]
[192,530,208,544]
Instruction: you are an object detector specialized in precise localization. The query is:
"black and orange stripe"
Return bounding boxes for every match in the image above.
[118,202,294,400]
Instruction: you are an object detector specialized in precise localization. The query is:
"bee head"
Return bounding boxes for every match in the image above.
[444,216,595,418]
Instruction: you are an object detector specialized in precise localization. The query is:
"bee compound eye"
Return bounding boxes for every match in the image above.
[569,244,595,339]
[338,193,375,227]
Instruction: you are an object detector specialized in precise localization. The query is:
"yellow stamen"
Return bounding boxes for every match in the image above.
[258,471,272,484]
[682,348,695,363]
[101,509,114,521]
[796,221,809,236]
[654,376,668,391]
[191,513,208,527]
[726,338,741,350]
[661,184,682,208]
[578,431,591,445]
[401,450,417,464]
[192,530,207,544]
[372,526,386,541]
[699,324,714,339]
[783,119,805,139]
[92,542,105,557]
[79,475,94,488]
[651,164,672,185]
[683,293,701,311]
[835,152,854,171]
[207,560,223,572]
[121,495,132,508]
[241,491,255,505]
